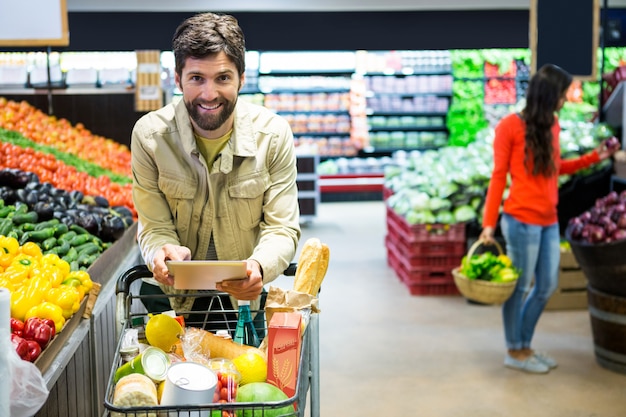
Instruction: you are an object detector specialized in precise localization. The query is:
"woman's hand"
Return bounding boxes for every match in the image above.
[216,259,264,300]
[597,136,621,160]
[152,244,191,286]
[479,226,496,245]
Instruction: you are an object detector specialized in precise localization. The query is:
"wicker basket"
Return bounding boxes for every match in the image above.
[452,240,517,305]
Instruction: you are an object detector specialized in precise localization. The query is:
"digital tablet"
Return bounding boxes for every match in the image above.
[166,260,247,290]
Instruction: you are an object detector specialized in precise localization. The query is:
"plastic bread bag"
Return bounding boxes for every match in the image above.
[9,347,49,417]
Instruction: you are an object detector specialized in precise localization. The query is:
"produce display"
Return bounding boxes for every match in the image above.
[384,121,613,227]
[5,236,94,362]
[0,129,134,216]
[0,98,131,177]
[567,190,626,244]
[0,97,138,369]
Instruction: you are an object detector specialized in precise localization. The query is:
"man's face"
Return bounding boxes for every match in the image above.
[175,51,244,138]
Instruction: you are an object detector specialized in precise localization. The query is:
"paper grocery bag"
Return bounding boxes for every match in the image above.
[259,286,319,353]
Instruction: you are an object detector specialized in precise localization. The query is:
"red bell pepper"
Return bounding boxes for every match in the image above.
[23,317,55,350]
[26,339,42,362]
[11,333,31,362]
[10,317,24,337]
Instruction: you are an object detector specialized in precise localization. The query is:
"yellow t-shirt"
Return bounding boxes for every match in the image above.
[195,129,232,168]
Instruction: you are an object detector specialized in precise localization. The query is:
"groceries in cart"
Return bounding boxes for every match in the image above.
[106,237,329,416]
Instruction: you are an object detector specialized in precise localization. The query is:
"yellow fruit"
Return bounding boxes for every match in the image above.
[232,351,267,385]
[144,313,183,352]
[157,380,166,403]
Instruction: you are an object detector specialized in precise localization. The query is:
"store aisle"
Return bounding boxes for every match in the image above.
[272,201,626,417]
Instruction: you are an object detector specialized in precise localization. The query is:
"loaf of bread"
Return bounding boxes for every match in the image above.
[178,327,265,360]
[112,373,158,416]
[293,237,330,296]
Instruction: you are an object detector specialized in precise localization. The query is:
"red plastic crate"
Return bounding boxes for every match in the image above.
[388,225,466,257]
[386,241,460,296]
[382,186,394,200]
[386,245,405,283]
[386,207,466,243]
[386,235,463,270]
[404,279,460,296]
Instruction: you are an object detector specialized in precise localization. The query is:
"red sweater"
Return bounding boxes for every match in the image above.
[482,113,600,228]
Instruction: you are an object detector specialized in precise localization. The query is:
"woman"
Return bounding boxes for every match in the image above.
[479,63,619,373]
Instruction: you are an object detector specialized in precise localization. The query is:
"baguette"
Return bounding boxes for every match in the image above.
[178,327,265,360]
[293,237,330,296]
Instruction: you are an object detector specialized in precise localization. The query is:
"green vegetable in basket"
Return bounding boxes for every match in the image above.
[460,251,519,282]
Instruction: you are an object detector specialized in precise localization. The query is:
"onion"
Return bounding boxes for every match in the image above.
[613,228,626,241]
[606,136,621,151]
[569,222,584,239]
[618,213,626,229]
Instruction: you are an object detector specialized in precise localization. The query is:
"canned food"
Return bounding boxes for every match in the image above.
[114,346,171,383]
[160,362,218,416]
[119,345,140,363]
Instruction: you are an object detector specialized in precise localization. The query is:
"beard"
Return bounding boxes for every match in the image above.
[185,96,237,132]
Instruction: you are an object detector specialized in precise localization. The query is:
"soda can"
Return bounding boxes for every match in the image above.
[114,346,170,383]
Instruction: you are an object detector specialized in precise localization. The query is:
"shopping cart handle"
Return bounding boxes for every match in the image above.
[116,264,152,295]
[283,262,298,276]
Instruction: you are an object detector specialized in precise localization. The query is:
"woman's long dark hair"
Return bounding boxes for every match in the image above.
[521,64,572,176]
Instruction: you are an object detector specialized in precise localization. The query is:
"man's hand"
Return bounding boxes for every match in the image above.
[216,259,263,300]
[152,244,191,286]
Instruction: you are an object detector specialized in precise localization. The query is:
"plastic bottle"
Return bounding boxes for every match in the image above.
[233,300,260,347]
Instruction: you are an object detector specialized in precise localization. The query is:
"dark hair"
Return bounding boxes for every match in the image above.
[172,12,246,78]
[522,63,572,176]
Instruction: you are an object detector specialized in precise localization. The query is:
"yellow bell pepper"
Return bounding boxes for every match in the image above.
[40,253,71,278]
[10,253,40,277]
[63,270,93,297]
[11,287,36,322]
[46,285,81,319]
[25,301,66,333]
[32,264,65,288]
[0,276,14,292]
[20,241,43,258]
[0,235,19,268]
[0,266,29,286]
[497,254,513,268]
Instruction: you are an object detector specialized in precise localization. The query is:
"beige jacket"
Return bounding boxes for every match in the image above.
[131,97,301,312]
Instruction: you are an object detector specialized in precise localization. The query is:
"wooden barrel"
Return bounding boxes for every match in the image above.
[587,285,626,374]
[567,233,626,297]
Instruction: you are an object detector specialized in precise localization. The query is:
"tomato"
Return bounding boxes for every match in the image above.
[220,387,229,401]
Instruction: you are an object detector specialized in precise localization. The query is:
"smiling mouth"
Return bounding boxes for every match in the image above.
[199,102,222,111]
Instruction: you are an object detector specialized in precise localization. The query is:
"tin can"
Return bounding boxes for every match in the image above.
[114,346,171,383]
[119,345,140,363]
[160,362,218,417]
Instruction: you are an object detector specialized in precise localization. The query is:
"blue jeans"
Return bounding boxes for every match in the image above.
[500,213,560,350]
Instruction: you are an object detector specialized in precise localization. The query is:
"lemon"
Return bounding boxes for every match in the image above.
[232,351,267,385]
[145,313,183,352]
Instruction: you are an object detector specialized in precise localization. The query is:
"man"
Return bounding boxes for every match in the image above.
[131,12,301,325]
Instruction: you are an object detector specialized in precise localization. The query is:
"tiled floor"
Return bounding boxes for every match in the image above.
[272,200,626,417]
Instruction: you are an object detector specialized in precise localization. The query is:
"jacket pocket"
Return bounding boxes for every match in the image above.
[159,175,197,236]
[228,173,269,230]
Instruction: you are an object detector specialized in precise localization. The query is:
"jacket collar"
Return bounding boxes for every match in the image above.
[173,97,258,173]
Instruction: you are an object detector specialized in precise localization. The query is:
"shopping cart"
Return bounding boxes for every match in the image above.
[103,264,320,417]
